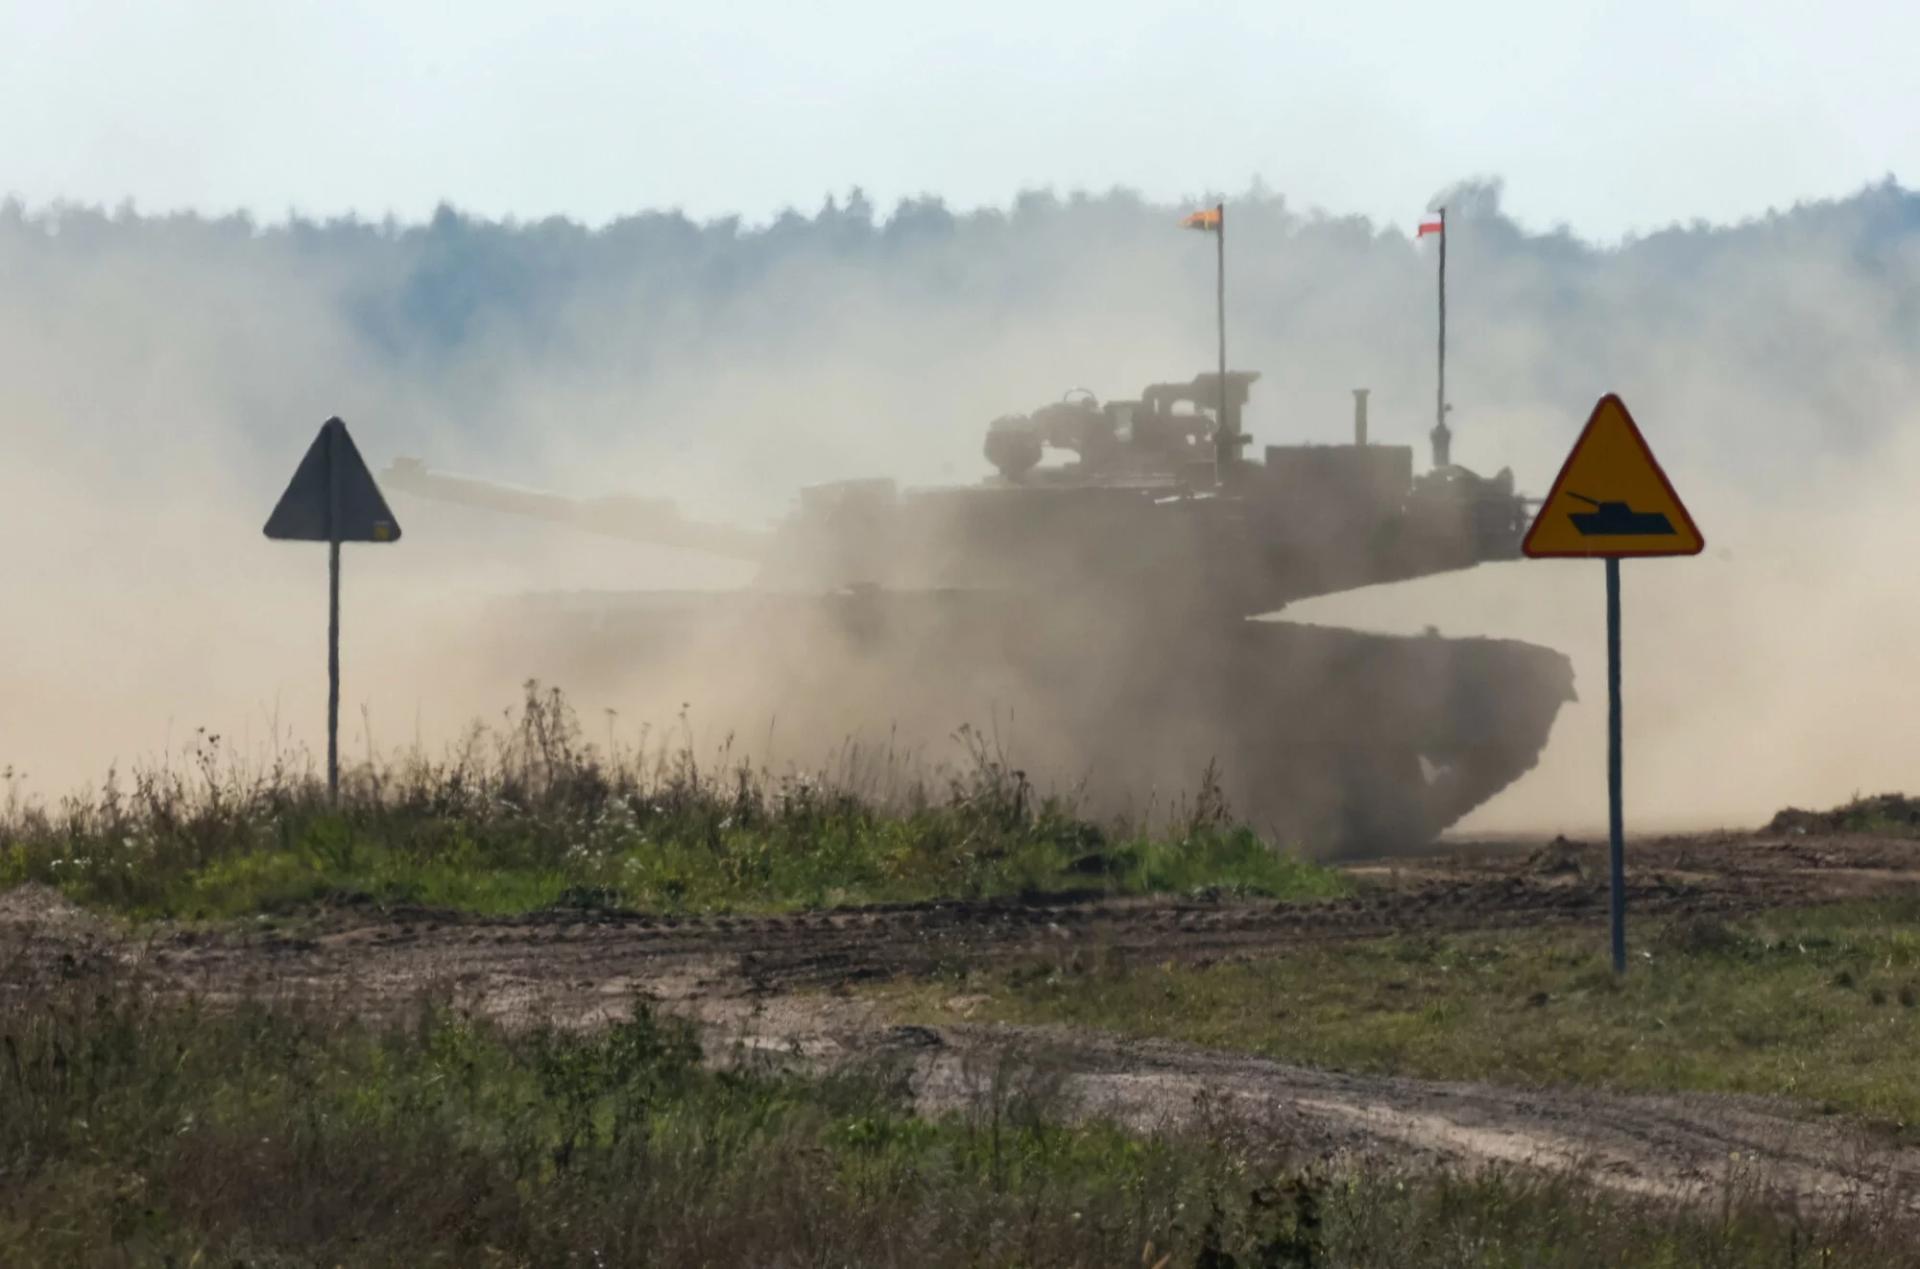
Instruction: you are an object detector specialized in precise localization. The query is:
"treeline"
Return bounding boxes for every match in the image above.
[4,179,1918,490]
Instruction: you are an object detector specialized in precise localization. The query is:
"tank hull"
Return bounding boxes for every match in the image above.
[471,589,1575,855]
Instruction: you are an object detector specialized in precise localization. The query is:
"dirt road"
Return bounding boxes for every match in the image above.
[7,828,1920,1212]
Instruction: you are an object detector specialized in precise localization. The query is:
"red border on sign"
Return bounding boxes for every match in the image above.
[1521,393,1704,559]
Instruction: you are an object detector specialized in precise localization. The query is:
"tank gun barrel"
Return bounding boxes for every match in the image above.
[381,457,770,560]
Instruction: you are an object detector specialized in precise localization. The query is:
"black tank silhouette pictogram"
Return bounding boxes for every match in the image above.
[1566,492,1674,536]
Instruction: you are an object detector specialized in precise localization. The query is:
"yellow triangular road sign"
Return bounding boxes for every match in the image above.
[1523,395,1703,558]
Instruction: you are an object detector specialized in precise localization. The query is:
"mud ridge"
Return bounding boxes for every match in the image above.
[5,830,1920,1211]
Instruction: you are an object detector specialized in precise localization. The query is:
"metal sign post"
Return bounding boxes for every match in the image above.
[1605,556,1625,973]
[327,425,342,801]
[264,417,402,801]
[1523,394,1702,973]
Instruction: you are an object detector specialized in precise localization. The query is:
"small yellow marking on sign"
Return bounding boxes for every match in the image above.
[1523,394,1703,558]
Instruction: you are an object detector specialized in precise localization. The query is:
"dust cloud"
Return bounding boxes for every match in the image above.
[1,183,1916,836]
[1302,430,1920,834]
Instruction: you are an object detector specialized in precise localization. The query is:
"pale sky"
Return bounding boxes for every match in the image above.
[3,0,1913,239]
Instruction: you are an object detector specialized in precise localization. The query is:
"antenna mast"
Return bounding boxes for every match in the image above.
[1431,206,1452,468]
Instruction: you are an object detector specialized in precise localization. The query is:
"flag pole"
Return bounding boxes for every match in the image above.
[1215,201,1228,476]
[1433,206,1450,468]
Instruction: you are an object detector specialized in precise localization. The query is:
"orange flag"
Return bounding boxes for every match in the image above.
[1181,207,1222,232]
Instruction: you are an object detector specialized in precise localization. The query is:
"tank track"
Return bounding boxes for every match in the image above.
[473,589,1575,855]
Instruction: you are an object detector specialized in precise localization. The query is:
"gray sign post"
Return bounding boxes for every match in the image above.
[264,417,402,800]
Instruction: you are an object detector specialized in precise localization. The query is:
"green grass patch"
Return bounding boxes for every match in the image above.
[1769,793,1920,837]
[0,684,1346,920]
[2,970,1911,1266]
[887,900,1920,1133]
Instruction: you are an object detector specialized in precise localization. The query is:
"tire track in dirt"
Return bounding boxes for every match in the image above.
[886,1024,1920,1213]
[7,831,1920,1212]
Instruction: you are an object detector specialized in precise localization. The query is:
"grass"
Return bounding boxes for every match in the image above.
[885,900,1920,1134]
[0,967,1911,1266]
[0,683,1347,920]
[1768,793,1920,837]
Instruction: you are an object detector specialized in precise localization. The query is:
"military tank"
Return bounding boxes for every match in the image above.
[384,372,1573,852]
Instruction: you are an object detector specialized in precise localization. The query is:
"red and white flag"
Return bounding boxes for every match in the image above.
[1416,213,1444,238]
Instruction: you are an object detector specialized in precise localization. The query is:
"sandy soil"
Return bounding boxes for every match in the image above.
[6,828,1920,1212]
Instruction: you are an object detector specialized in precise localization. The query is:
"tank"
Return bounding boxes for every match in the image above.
[383,372,1575,852]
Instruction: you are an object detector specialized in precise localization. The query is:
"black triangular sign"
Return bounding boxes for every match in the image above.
[263,417,402,542]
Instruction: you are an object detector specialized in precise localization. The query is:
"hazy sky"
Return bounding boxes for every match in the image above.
[3,1,1912,238]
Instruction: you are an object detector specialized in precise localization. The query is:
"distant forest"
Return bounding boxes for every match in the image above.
[5,179,1918,496]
